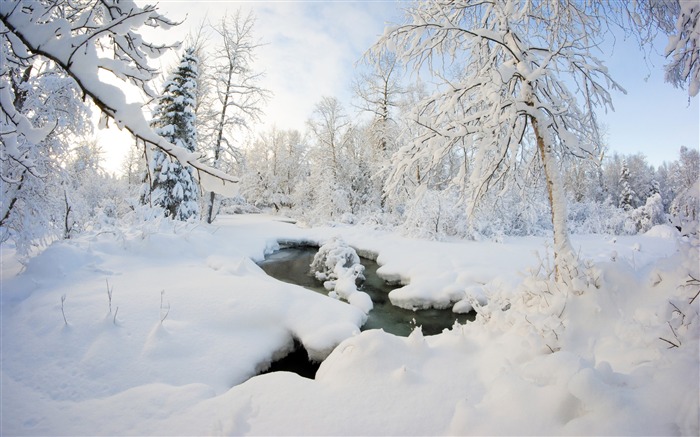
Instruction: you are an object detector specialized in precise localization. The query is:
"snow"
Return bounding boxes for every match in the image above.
[310,238,373,314]
[1,214,697,435]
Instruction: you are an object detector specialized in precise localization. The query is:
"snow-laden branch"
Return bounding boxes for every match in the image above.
[0,1,239,196]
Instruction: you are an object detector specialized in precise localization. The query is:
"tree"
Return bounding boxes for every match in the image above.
[669,146,700,232]
[618,159,636,211]
[375,0,621,280]
[355,52,403,160]
[142,48,200,221]
[241,127,306,211]
[622,1,700,97]
[122,139,148,189]
[63,140,129,235]
[203,11,270,223]
[354,52,406,212]
[1,57,91,251]
[0,0,238,199]
[305,96,361,221]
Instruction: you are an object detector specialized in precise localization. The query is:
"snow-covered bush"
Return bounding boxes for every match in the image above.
[310,238,372,314]
[627,193,667,234]
[401,188,468,240]
[472,247,601,353]
[567,199,628,235]
[469,187,551,240]
[670,177,699,235]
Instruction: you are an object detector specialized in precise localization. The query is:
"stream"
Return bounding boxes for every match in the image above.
[259,246,475,337]
[257,245,475,379]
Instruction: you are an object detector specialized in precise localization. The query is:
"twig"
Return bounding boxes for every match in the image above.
[113,306,119,325]
[668,300,686,322]
[687,274,700,305]
[667,321,681,345]
[659,337,679,348]
[61,294,68,325]
[106,278,113,313]
[160,290,170,324]
[690,289,700,306]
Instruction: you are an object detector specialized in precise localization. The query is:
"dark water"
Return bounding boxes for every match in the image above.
[260,339,320,379]
[259,246,475,337]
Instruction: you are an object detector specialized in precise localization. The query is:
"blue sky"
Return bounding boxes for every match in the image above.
[99,1,698,173]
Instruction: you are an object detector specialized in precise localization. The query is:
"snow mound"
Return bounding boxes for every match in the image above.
[310,238,373,314]
[644,224,680,238]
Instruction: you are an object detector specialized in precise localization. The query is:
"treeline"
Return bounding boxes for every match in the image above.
[233,108,698,240]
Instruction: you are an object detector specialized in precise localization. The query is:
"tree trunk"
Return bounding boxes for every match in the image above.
[531,115,573,281]
[207,191,217,224]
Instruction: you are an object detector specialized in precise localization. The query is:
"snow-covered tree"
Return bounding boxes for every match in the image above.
[619,159,636,211]
[628,192,666,234]
[355,52,403,162]
[622,0,700,97]
[305,97,357,221]
[664,1,700,96]
[122,139,148,189]
[63,140,130,235]
[354,52,406,213]
[669,146,700,233]
[1,58,91,251]
[143,49,200,221]
[375,0,623,279]
[241,127,307,211]
[202,11,270,223]
[672,146,700,192]
[0,0,238,199]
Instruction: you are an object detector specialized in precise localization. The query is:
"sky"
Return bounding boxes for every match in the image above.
[97,1,699,174]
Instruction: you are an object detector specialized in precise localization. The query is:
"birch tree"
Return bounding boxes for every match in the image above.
[375,0,623,280]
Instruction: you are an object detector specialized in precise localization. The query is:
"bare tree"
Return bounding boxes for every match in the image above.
[355,52,403,159]
[307,96,353,181]
[203,10,270,223]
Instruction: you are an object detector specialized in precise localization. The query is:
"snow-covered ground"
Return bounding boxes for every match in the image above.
[1,214,697,435]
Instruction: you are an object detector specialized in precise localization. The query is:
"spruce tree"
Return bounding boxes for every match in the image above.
[143,48,200,220]
[618,159,636,211]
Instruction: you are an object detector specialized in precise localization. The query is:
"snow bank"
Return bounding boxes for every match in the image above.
[1,214,695,435]
[206,234,699,436]
[0,215,365,434]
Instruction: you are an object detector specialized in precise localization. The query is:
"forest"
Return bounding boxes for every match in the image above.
[1,2,698,251]
[1,0,698,435]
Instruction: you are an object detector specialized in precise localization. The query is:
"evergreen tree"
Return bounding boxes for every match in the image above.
[649,179,661,197]
[143,49,200,220]
[619,159,636,211]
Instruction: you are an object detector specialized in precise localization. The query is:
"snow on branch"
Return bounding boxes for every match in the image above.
[0,0,239,196]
